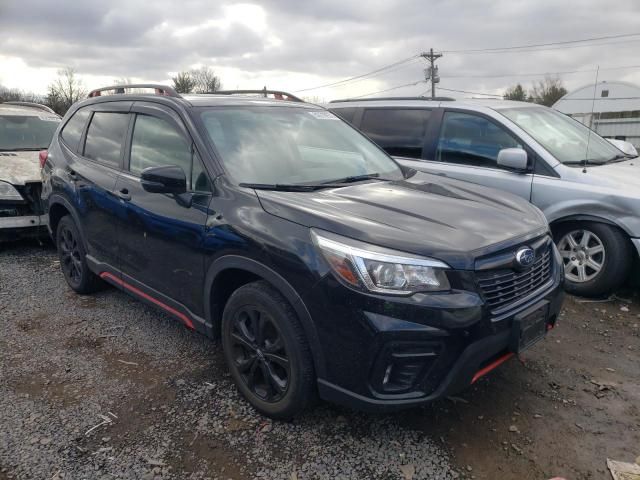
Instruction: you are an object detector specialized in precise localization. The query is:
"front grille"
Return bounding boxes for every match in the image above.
[477,247,552,313]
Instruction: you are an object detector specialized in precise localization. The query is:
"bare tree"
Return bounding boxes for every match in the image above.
[503,83,528,102]
[46,67,87,115]
[172,71,196,94]
[529,76,567,107]
[0,85,45,104]
[190,67,221,93]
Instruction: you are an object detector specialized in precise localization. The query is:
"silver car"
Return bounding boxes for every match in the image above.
[327,98,639,297]
[0,102,60,241]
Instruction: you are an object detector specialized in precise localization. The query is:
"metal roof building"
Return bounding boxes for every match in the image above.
[553,80,640,148]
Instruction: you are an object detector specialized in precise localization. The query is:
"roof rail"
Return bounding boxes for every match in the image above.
[329,96,456,103]
[87,84,180,98]
[3,101,56,114]
[214,89,304,102]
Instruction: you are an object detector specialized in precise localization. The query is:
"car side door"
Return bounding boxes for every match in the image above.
[63,102,132,269]
[113,102,214,318]
[400,109,535,201]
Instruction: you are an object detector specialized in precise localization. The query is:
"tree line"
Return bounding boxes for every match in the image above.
[0,66,222,116]
[503,76,568,106]
[1,67,567,115]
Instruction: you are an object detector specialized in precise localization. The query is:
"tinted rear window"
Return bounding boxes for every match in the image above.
[330,107,358,124]
[0,114,59,150]
[60,108,90,151]
[360,108,431,159]
[83,112,130,167]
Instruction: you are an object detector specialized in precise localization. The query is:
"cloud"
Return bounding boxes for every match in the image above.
[1,0,639,99]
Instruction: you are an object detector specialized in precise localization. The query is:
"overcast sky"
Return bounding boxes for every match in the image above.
[1,0,640,101]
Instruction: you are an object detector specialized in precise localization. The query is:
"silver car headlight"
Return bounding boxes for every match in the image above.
[0,181,22,201]
[311,229,450,295]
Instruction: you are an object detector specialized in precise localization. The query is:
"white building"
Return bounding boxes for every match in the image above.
[553,80,640,148]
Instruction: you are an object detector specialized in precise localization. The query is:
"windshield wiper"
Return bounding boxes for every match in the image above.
[605,153,635,163]
[321,173,387,184]
[239,182,346,191]
[563,160,605,166]
[0,147,45,151]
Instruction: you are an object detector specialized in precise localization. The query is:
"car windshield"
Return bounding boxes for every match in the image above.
[499,106,626,164]
[198,106,404,185]
[0,114,60,151]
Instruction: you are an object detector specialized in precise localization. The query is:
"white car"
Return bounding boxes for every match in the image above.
[606,138,638,157]
[0,102,60,241]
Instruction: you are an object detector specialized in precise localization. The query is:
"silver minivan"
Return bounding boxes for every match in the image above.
[327,98,640,297]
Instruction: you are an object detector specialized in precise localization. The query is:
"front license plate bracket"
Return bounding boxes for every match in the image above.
[510,301,549,353]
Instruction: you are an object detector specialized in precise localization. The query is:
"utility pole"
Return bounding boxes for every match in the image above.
[421,49,442,99]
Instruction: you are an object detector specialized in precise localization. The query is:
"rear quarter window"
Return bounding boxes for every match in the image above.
[60,108,90,152]
[360,108,431,159]
[330,107,358,124]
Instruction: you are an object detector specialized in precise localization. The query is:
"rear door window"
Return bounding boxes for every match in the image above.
[436,111,521,168]
[83,112,130,167]
[359,108,431,159]
[60,108,90,151]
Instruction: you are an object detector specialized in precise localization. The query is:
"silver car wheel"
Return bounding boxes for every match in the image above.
[557,229,605,283]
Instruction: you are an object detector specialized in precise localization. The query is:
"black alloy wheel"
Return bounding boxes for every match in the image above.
[56,215,103,294]
[229,306,291,402]
[222,280,315,419]
[58,222,83,286]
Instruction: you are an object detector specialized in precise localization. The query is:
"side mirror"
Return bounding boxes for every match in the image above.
[140,165,187,194]
[497,148,528,171]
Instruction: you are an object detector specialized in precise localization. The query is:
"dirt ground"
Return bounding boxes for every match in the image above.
[1,241,639,479]
[415,292,640,480]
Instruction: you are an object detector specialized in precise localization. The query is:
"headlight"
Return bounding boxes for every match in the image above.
[0,181,22,201]
[311,230,450,295]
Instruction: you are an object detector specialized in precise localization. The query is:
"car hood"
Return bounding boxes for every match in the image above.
[0,151,40,185]
[256,172,547,269]
[583,159,640,193]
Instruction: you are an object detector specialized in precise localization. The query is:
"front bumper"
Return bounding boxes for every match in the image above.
[0,214,48,229]
[307,247,565,411]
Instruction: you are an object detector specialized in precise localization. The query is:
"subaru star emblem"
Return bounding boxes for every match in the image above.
[515,247,535,268]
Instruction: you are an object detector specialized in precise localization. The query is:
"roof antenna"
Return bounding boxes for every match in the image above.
[583,66,600,174]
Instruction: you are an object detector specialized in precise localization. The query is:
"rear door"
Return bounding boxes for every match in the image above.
[403,109,534,200]
[114,102,213,317]
[63,103,131,269]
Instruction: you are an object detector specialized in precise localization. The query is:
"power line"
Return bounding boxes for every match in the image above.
[442,32,640,54]
[349,81,427,99]
[442,63,640,79]
[294,55,420,93]
[436,86,502,98]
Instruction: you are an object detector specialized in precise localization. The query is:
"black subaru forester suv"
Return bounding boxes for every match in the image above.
[42,85,564,418]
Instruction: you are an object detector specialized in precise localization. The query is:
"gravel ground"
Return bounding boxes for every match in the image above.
[0,242,457,480]
[2,241,639,480]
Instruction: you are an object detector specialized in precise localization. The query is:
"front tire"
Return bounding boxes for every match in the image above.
[221,280,315,419]
[56,215,103,294]
[553,222,632,297]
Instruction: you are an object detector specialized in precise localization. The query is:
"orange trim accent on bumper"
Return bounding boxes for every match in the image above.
[471,352,514,384]
[99,272,195,330]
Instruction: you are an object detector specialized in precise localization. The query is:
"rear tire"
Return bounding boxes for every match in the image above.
[56,215,103,294]
[553,222,632,297]
[221,280,316,419]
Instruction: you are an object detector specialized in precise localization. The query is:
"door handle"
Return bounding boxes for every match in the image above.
[112,188,131,201]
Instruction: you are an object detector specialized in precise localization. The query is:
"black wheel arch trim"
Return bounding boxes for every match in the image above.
[550,214,627,234]
[204,255,326,378]
[47,193,88,247]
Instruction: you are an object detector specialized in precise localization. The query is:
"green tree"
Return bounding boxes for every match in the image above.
[45,67,86,115]
[172,71,196,94]
[529,76,567,107]
[503,83,528,101]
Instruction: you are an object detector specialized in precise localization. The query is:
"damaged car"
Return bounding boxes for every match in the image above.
[0,102,60,241]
